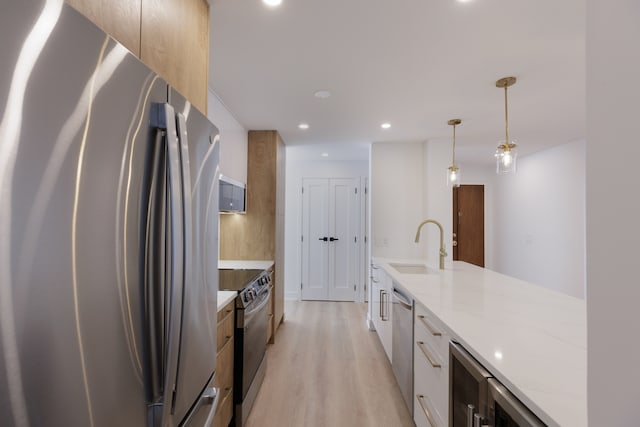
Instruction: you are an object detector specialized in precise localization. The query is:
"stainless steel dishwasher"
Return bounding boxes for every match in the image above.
[392,285,414,416]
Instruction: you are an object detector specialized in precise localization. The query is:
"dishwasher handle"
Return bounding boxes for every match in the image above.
[392,288,413,310]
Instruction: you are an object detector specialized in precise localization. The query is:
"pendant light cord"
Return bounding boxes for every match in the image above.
[452,124,456,165]
[504,86,509,147]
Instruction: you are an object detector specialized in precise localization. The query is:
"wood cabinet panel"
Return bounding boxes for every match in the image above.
[217,300,235,323]
[217,308,234,352]
[274,133,286,331]
[219,131,278,259]
[213,386,233,427]
[140,0,209,114]
[215,300,234,427]
[66,0,208,113]
[65,0,141,56]
[216,336,234,395]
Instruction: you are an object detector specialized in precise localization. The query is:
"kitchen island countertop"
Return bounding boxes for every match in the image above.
[374,257,586,427]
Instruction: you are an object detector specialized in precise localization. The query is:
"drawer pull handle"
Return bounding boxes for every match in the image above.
[221,308,234,323]
[417,394,439,427]
[417,341,441,368]
[222,386,232,399]
[219,335,233,352]
[418,315,442,336]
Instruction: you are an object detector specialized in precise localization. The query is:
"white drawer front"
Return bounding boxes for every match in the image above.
[415,304,449,358]
[414,337,449,425]
[414,391,444,427]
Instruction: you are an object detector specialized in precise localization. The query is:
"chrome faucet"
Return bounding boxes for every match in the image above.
[414,219,447,270]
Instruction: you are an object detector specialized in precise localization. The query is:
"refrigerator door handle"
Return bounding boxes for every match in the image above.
[150,102,186,418]
[175,111,193,294]
[144,127,169,403]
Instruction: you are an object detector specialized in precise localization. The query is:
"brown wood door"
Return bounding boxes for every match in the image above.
[453,185,484,267]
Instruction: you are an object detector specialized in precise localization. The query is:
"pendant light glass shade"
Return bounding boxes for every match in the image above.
[447,165,461,187]
[495,141,517,174]
[495,77,517,175]
[447,119,461,187]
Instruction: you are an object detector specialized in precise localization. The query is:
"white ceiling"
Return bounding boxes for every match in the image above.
[209,0,585,163]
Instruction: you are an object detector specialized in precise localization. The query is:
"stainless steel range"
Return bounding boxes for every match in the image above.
[219,268,272,426]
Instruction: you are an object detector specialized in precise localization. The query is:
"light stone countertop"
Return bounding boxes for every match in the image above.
[218,260,274,271]
[217,291,237,312]
[373,257,586,427]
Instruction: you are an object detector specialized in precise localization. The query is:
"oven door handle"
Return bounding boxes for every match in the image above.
[243,288,271,319]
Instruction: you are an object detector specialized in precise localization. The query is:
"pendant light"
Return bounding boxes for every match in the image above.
[447,119,461,187]
[495,76,517,174]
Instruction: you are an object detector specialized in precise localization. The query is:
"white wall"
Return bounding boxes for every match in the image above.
[372,140,494,270]
[371,138,585,298]
[587,0,640,423]
[284,147,368,300]
[370,142,425,260]
[492,140,586,298]
[422,140,454,268]
[207,89,248,183]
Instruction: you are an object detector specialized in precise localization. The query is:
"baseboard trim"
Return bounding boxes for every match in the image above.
[285,291,299,301]
[366,315,376,331]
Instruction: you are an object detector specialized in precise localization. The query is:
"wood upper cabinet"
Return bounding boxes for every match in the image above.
[220,130,286,341]
[66,0,141,56]
[141,0,209,114]
[65,0,209,114]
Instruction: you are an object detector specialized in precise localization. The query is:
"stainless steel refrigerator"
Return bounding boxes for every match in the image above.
[0,2,221,426]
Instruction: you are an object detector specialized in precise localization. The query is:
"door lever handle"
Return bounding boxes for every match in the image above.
[318,237,328,241]
[329,237,339,242]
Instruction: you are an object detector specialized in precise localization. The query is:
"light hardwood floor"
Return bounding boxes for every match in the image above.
[245,300,414,427]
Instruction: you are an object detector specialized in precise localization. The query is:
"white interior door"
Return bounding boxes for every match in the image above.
[301,178,359,301]
[328,179,358,301]
[301,179,329,300]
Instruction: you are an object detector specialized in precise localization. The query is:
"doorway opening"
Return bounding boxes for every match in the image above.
[453,185,485,267]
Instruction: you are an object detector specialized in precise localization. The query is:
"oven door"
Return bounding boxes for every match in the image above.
[486,378,545,427]
[240,288,270,398]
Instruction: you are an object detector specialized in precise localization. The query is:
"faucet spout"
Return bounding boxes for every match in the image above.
[414,219,447,270]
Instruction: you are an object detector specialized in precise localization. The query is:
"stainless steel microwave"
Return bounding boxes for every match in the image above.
[219,175,246,213]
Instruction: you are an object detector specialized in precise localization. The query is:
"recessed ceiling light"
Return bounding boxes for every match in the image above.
[457,0,474,3]
[314,90,331,99]
[381,122,391,129]
[298,123,309,130]
[321,153,329,157]
[263,0,282,6]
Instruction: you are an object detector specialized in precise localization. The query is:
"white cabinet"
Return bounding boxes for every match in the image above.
[207,89,248,184]
[414,302,449,427]
[370,262,393,361]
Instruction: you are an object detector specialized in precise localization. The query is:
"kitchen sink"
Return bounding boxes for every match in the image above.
[389,263,434,275]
